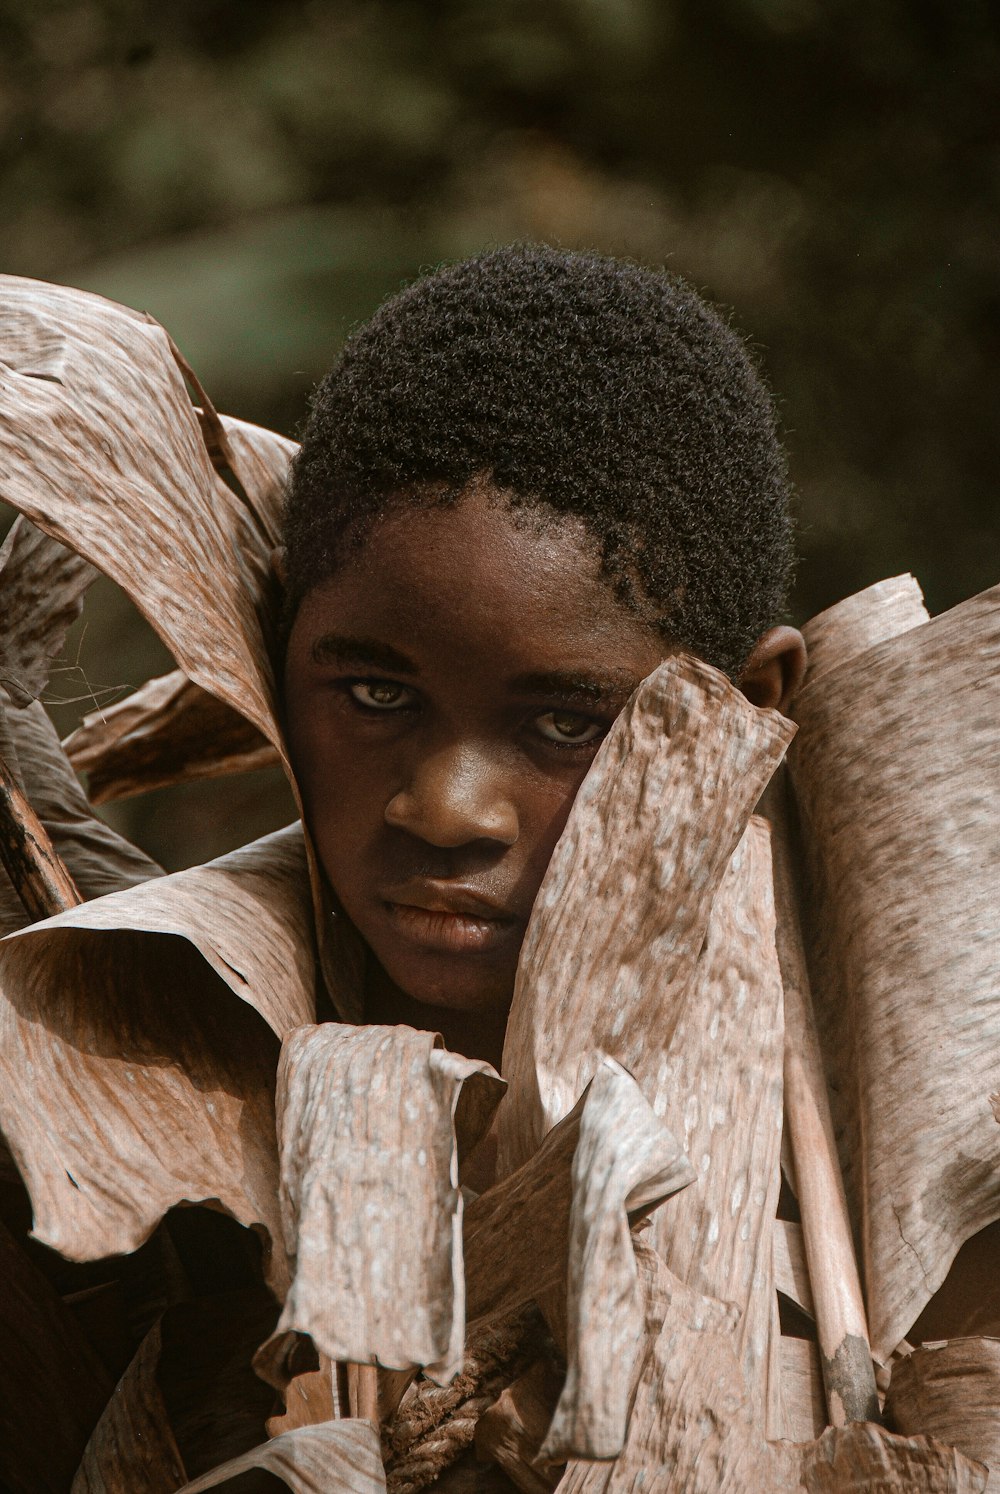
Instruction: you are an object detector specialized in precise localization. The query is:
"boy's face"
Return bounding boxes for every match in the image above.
[283,486,665,1027]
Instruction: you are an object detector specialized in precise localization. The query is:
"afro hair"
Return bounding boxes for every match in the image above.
[283,244,795,678]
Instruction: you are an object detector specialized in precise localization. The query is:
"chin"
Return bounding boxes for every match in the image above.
[392,956,514,1015]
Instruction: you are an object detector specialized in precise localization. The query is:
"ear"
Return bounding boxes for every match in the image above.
[739,625,807,715]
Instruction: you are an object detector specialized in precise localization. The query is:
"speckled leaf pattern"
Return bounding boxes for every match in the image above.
[259,1024,506,1384]
[789,578,1000,1358]
[497,657,791,1434]
[558,1243,988,1492]
[497,654,795,1179]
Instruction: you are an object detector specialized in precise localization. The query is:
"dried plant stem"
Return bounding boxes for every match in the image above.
[0,746,81,920]
[348,1363,380,1423]
[771,780,880,1427]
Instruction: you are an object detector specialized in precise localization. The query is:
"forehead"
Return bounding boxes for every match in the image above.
[291,489,664,676]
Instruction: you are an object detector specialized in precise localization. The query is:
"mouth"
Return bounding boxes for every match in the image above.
[380,883,519,956]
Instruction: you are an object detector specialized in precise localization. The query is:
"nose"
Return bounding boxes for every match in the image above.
[384,742,519,848]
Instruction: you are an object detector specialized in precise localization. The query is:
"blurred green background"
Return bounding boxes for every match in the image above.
[2,0,998,867]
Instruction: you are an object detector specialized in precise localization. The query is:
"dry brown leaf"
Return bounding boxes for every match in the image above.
[559,1242,988,1493]
[776,1220,815,1320]
[0,515,96,707]
[267,1354,339,1437]
[214,411,296,540]
[497,654,794,1179]
[257,1024,506,1386]
[0,827,328,1294]
[460,1059,693,1461]
[642,817,786,1435]
[71,1318,187,1494]
[176,1420,386,1493]
[0,276,285,762]
[789,579,1000,1358]
[63,669,280,805]
[887,1338,1000,1489]
[0,697,160,937]
[474,1360,562,1493]
[0,276,368,1016]
[462,1062,691,1335]
[0,1216,114,1494]
[495,655,793,1442]
[73,1286,282,1492]
[780,1336,827,1442]
[798,573,929,690]
[539,1060,695,1461]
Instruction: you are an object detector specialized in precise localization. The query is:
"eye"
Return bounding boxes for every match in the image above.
[535,710,605,745]
[349,680,415,711]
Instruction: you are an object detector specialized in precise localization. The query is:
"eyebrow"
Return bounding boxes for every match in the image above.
[508,669,637,705]
[309,634,419,675]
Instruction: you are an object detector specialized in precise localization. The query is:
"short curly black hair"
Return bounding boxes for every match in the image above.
[283,244,794,678]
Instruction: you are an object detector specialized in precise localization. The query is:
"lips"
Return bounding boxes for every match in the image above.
[380,882,520,956]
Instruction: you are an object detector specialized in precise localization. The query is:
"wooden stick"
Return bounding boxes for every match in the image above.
[770,776,881,1426]
[0,746,81,921]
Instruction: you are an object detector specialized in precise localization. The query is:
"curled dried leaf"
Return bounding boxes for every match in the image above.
[498,654,794,1178]
[789,580,1000,1357]
[0,276,285,765]
[177,1421,386,1493]
[887,1338,1000,1488]
[0,828,327,1294]
[63,670,280,805]
[257,1024,505,1386]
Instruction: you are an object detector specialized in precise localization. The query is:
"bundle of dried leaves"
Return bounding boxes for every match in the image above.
[0,276,997,1491]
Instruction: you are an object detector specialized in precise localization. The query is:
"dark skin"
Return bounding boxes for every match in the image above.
[283,485,805,1072]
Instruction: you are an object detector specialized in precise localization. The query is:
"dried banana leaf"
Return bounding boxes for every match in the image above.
[0,1216,113,1494]
[0,697,160,937]
[498,656,792,1434]
[71,1318,187,1494]
[0,826,325,1293]
[498,654,794,1177]
[780,1336,826,1442]
[257,1024,505,1386]
[789,579,1000,1358]
[0,276,284,765]
[539,1059,694,1461]
[176,1421,386,1493]
[887,1338,1000,1490]
[462,1060,692,1460]
[776,1220,814,1320]
[214,411,296,542]
[474,1360,562,1494]
[0,515,96,707]
[559,1242,988,1492]
[63,669,280,805]
[642,817,785,1434]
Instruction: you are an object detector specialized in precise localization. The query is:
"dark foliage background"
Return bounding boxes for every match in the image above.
[2,0,997,866]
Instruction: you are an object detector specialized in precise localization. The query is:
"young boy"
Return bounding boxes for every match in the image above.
[279,243,805,1068]
[0,246,812,1487]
